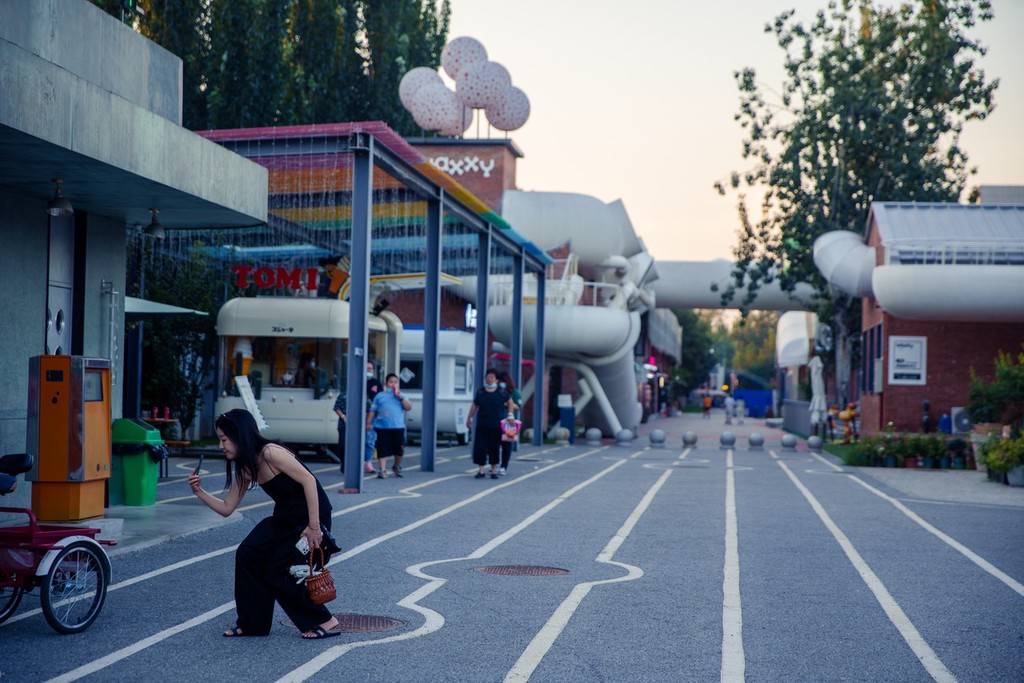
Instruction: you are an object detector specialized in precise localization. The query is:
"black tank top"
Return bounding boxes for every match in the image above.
[260,465,332,526]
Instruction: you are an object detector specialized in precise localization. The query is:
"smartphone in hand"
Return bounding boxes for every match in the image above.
[193,454,205,476]
[296,535,310,555]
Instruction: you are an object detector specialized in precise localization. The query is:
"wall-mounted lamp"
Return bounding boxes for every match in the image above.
[47,178,73,217]
[144,208,165,239]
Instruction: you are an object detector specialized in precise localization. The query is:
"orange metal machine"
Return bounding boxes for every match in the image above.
[26,356,112,521]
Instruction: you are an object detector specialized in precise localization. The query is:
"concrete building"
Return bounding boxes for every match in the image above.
[0,0,267,510]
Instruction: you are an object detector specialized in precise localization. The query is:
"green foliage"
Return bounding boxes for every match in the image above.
[715,0,998,399]
[91,0,451,134]
[967,349,1024,427]
[983,437,1024,473]
[137,248,223,432]
[718,0,996,311]
[672,309,715,393]
[730,311,778,382]
[849,432,953,466]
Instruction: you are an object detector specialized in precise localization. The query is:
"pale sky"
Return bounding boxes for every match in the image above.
[448,0,1024,262]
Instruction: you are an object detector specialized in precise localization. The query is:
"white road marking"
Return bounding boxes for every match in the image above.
[4,473,464,628]
[770,451,956,683]
[505,464,676,681]
[809,451,844,472]
[845,475,1024,598]
[277,448,639,683]
[45,602,237,683]
[44,446,588,681]
[721,449,745,683]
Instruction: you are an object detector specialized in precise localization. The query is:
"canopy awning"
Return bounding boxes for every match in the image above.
[125,297,208,319]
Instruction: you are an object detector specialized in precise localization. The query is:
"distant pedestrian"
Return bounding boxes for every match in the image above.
[188,409,341,639]
[498,372,523,476]
[702,395,712,419]
[467,369,511,479]
[367,373,412,478]
[499,412,522,476]
[364,361,384,475]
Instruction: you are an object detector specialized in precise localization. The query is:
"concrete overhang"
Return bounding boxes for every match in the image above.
[0,38,268,228]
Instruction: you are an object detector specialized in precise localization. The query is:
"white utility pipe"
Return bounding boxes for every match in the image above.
[652,260,815,310]
[813,230,876,298]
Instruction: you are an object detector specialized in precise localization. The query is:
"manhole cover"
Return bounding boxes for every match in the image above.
[279,613,406,633]
[332,613,406,632]
[475,565,569,576]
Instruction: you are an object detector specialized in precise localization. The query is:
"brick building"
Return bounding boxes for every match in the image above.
[855,202,1024,434]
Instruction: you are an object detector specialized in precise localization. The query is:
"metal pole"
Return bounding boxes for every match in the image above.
[421,191,443,472]
[344,135,374,492]
[474,229,491,392]
[532,268,546,445]
[510,250,524,390]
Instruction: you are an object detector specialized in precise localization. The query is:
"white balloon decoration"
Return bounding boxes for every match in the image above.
[486,86,531,131]
[401,38,530,136]
[399,67,443,110]
[410,83,462,131]
[456,61,512,109]
[441,36,488,81]
[438,104,474,137]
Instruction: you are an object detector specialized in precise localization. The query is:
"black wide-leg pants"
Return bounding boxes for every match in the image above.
[234,516,332,634]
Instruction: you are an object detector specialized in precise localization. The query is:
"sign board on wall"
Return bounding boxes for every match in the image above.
[888,336,927,385]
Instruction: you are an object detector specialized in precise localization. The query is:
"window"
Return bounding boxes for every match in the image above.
[225,336,347,390]
[83,370,103,402]
[454,361,469,394]
[400,360,424,390]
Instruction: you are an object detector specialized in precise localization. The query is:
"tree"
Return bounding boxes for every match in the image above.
[732,311,779,382]
[139,248,223,432]
[673,309,716,393]
[207,0,294,128]
[716,0,997,403]
[91,0,452,135]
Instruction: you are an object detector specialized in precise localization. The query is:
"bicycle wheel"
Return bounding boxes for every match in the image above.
[41,541,110,634]
[0,584,24,624]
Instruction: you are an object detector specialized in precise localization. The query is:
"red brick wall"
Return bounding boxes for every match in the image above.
[865,314,1024,434]
[411,142,519,212]
[385,289,470,329]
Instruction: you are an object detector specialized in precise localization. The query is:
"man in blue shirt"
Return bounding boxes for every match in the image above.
[367,373,412,478]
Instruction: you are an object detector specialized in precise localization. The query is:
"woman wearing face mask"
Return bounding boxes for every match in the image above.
[188,409,341,639]
[466,369,511,479]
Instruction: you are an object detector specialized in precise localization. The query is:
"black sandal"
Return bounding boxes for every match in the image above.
[302,625,342,640]
[223,626,246,637]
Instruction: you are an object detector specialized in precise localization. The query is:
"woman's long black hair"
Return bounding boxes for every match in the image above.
[499,371,516,392]
[215,409,272,491]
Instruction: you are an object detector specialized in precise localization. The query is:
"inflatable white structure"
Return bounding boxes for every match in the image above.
[814,202,1024,321]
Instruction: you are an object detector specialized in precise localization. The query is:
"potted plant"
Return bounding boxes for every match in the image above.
[903,435,920,468]
[968,350,1024,471]
[945,437,968,469]
[984,437,1024,486]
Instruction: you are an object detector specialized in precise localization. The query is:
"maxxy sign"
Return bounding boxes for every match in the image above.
[429,155,496,178]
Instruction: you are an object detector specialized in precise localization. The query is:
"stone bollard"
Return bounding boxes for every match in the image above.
[649,429,666,447]
[781,434,798,451]
[584,428,603,446]
[683,431,698,447]
[720,431,736,449]
[554,427,571,445]
[748,432,764,450]
[807,435,823,452]
[616,429,633,446]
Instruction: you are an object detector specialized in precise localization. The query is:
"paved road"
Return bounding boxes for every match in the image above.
[3,422,1023,682]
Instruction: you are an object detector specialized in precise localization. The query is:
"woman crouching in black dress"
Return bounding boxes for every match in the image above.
[188,408,342,639]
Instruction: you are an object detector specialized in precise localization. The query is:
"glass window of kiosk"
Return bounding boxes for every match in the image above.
[224,330,387,392]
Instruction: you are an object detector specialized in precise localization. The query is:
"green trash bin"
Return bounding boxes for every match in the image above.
[111,419,168,506]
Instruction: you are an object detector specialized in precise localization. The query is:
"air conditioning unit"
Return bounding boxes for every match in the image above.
[951,406,972,434]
